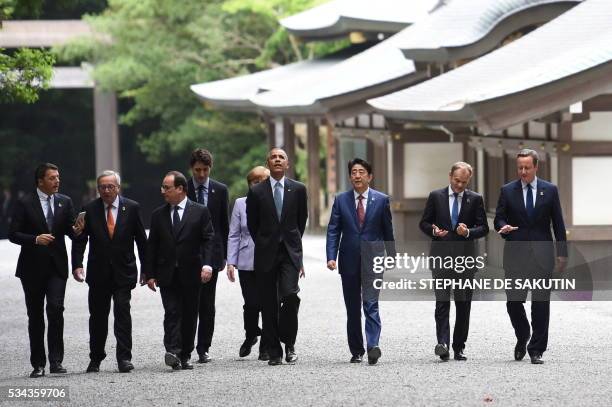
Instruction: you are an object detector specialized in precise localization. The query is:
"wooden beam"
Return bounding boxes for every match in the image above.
[306,119,321,231]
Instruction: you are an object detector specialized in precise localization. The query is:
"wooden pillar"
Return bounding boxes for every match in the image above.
[325,122,337,201]
[557,119,573,228]
[93,88,120,174]
[306,119,321,231]
[283,119,296,180]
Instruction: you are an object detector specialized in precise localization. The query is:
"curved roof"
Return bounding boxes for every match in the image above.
[368,0,612,131]
[190,46,365,111]
[396,0,581,62]
[280,0,437,41]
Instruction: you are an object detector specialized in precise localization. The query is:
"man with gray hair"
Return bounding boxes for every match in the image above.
[419,161,489,361]
[72,170,147,373]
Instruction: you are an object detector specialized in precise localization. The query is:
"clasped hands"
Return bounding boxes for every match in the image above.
[432,223,469,237]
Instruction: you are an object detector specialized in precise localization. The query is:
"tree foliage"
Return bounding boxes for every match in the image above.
[56,0,338,199]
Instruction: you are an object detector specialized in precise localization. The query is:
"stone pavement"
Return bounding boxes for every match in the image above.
[0,235,610,407]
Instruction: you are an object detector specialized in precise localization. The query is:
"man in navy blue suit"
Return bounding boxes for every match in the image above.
[494,149,567,365]
[326,158,395,365]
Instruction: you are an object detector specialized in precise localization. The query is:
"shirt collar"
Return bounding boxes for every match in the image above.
[354,188,370,200]
[448,186,464,198]
[521,176,538,190]
[175,196,188,210]
[193,177,209,190]
[105,195,120,209]
[271,176,285,189]
[37,188,53,200]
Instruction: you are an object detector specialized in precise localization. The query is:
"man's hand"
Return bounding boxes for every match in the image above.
[35,234,55,246]
[146,278,157,292]
[432,224,448,237]
[327,260,337,271]
[201,266,213,283]
[555,256,568,273]
[456,223,469,237]
[72,268,85,282]
[139,274,147,286]
[299,267,305,278]
[73,213,85,236]
[227,265,236,282]
[498,225,519,235]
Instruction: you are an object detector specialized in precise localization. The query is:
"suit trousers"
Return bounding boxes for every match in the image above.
[160,271,201,361]
[505,267,551,355]
[196,271,219,355]
[20,269,66,368]
[257,244,300,358]
[88,283,132,362]
[238,270,268,352]
[434,287,473,352]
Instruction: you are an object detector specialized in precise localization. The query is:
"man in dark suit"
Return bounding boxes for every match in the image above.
[494,149,567,365]
[419,162,489,361]
[246,148,307,366]
[71,170,147,373]
[146,171,214,370]
[9,163,80,378]
[186,148,229,363]
[326,158,395,365]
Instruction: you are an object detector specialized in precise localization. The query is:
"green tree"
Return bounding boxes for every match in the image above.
[0,0,55,103]
[56,0,341,200]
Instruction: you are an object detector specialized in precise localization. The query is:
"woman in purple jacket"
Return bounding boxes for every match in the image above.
[227,166,270,360]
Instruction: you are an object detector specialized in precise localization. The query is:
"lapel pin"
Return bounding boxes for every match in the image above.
[466,198,471,204]
[58,203,62,208]
[540,192,544,196]
[122,206,126,211]
[287,188,292,192]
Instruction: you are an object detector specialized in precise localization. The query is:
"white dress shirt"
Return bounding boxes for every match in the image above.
[37,188,54,219]
[353,188,370,212]
[170,196,188,224]
[104,195,120,223]
[270,176,285,202]
[521,176,538,208]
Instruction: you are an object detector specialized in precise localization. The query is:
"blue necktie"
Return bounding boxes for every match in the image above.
[45,195,54,231]
[451,192,459,230]
[197,184,205,205]
[274,182,283,220]
[526,184,534,219]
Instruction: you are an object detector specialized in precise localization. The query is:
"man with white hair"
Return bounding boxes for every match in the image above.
[72,170,147,373]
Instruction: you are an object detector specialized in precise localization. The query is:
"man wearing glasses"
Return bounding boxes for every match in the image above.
[72,170,147,373]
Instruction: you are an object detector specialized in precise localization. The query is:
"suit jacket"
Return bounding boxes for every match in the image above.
[71,196,147,288]
[494,178,567,272]
[227,197,255,271]
[146,200,214,287]
[9,192,77,281]
[419,188,489,270]
[246,177,308,273]
[326,189,395,276]
[187,178,229,271]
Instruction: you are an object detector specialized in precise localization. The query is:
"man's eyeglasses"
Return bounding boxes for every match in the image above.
[98,184,118,191]
[160,185,175,192]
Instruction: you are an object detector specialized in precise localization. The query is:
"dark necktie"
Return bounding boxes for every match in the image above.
[357,195,365,228]
[172,205,181,236]
[526,184,534,219]
[197,184,205,205]
[46,195,54,231]
[274,182,283,220]
[451,192,459,230]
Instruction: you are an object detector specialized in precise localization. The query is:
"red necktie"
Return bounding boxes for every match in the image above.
[107,205,115,238]
[357,195,365,227]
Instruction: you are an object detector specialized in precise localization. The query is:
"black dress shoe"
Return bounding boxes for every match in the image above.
[258,352,270,361]
[350,354,363,363]
[530,353,544,365]
[514,341,528,361]
[86,360,100,373]
[285,345,298,364]
[164,352,181,370]
[118,360,134,373]
[50,363,67,374]
[268,356,282,366]
[197,352,211,363]
[29,367,44,378]
[435,343,450,361]
[180,359,194,370]
[453,351,467,361]
[239,337,258,357]
[367,346,381,365]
